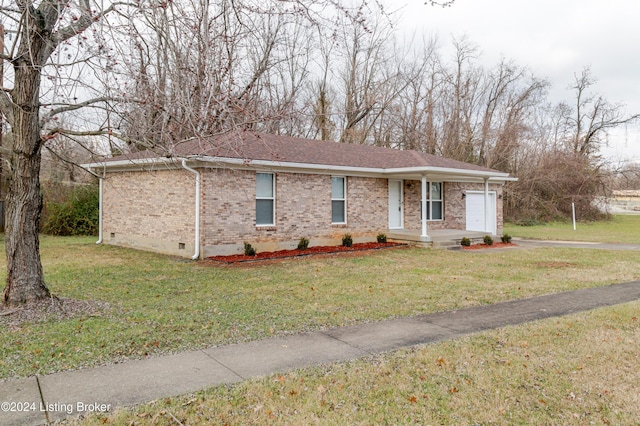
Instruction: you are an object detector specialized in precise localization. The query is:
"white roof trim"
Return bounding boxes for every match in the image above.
[83,157,177,169]
[82,155,516,182]
[383,165,511,179]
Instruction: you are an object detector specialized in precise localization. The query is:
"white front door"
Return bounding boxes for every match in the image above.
[389,180,403,229]
[466,192,496,234]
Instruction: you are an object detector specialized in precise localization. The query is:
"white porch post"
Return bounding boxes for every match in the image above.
[421,175,428,238]
[484,178,490,234]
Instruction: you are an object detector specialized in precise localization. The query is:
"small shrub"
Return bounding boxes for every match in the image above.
[483,235,494,246]
[376,233,387,243]
[460,237,471,247]
[501,234,512,244]
[243,242,256,256]
[297,237,310,250]
[342,233,353,247]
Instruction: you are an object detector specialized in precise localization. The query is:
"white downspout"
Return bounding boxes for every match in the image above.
[484,178,490,234]
[96,176,103,244]
[421,175,428,238]
[181,159,201,260]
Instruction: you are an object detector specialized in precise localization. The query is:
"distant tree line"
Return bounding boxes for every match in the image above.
[101,2,636,222]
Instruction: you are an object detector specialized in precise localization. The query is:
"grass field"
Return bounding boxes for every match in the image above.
[504,214,640,243]
[1,236,639,380]
[81,301,640,425]
[1,218,639,424]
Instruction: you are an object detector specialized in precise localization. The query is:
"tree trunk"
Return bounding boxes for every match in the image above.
[3,150,50,305]
[2,31,51,306]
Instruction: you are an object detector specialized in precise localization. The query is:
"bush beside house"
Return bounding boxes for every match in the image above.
[42,183,99,236]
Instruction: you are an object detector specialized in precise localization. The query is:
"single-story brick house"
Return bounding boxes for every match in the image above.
[83,131,515,259]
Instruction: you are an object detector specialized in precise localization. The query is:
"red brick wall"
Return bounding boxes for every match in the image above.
[200,169,389,256]
[103,167,504,257]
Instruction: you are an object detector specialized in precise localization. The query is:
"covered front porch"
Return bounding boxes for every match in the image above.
[382,157,516,247]
[386,229,490,249]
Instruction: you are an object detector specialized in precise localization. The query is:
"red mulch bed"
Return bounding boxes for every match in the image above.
[462,242,517,250]
[207,242,405,264]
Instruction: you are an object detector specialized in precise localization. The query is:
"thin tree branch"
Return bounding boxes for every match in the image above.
[50,2,132,46]
[43,96,124,117]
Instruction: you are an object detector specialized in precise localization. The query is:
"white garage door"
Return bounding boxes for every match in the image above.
[466,192,496,234]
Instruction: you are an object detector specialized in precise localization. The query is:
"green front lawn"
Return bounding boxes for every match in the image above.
[1,234,639,380]
[504,214,640,243]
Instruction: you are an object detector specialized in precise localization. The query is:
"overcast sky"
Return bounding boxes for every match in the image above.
[397,0,640,164]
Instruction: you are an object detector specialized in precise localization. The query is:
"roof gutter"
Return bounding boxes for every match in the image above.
[383,165,512,180]
[83,157,176,170]
[84,155,518,183]
[181,159,201,260]
[192,156,516,181]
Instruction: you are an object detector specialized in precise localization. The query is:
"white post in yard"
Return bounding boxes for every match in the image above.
[421,175,428,238]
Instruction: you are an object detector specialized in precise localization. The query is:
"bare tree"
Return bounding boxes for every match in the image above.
[503,68,638,223]
[119,0,322,150]
[338,13,389,144]
[568,67,639,156]
[437,36,481,162]
[119,0,457,149]
[392,36,442,152]
[481,61,548,171]
[612,161,640,190]
[0,1,130,305]
[309,37,336,141]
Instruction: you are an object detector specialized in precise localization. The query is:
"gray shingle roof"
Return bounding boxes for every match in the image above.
[105,131,504,174]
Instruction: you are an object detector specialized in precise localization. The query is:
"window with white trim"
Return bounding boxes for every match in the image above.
[331,176,346,224]
[429,182,443,220]
[256,173,275,226]
[422,181,443,221]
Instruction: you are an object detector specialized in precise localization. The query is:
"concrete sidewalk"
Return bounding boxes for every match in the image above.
[2,280,640,425]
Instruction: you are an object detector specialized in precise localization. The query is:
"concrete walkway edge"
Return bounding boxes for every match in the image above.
[1,280,639,425]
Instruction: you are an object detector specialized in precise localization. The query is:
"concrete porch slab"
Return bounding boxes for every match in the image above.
[387,229,489,246]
